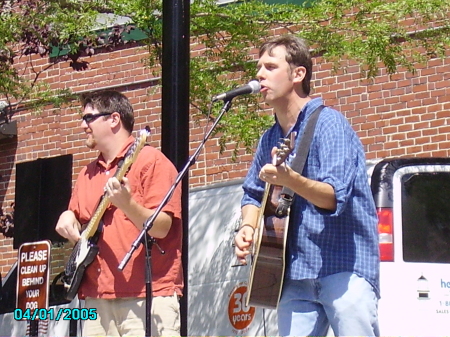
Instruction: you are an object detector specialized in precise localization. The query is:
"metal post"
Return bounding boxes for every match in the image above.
[161,1,190,336]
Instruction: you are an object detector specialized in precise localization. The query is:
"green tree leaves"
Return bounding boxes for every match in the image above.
[0,0,449,151]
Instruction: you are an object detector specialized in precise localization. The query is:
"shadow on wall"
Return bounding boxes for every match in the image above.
[187,180,279,336]
[0,137,17,239]
[0,202,14,238]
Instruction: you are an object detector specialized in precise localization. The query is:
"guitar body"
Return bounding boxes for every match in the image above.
[245,135,295,309]
[247,185,289,309]
[63,237,99,301]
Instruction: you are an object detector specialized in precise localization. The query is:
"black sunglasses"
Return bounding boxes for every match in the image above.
[82,112,113,123]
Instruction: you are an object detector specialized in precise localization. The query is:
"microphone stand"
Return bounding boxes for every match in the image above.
[118,99,234,337]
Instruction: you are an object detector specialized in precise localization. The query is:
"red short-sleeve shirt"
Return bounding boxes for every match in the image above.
[69,136,183,299]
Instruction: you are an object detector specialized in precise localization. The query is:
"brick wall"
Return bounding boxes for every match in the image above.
[1,38,450,277]
[313,55,450,159]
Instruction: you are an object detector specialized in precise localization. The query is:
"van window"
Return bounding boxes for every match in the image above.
[401,172,450,263]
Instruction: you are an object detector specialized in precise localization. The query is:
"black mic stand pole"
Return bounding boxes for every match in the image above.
[118,99,234,337]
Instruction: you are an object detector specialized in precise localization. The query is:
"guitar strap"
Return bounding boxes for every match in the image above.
[275,105,325,216]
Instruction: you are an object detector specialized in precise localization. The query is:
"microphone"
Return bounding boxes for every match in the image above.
[212,80,261,102]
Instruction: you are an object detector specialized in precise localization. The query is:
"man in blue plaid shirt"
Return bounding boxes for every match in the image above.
[234,35,380,336]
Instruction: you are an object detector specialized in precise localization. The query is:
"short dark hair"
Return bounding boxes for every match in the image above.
[259,35,313,95]
[81,90,134,133]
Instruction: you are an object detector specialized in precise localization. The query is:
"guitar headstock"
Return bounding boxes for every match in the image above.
[124,128,149,154]
[272,132,296,166]
[139,126,151,143]
[120,128,151,174]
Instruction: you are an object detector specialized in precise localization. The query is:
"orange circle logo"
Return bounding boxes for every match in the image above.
[228,285,255,330]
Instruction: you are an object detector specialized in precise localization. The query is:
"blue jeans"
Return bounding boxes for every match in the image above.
[277,272,379,336]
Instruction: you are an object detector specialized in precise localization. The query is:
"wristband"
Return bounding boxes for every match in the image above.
[240,224,255,231]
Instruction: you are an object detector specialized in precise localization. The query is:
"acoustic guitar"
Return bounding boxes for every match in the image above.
[246,135,294,309]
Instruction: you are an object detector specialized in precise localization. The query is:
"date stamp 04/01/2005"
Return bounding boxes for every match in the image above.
[14,308,97,321]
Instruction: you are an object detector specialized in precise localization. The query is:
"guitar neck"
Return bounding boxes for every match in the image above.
[256,182,271,228]
[81,194,110,240]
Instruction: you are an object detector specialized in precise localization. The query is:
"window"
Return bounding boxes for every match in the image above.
[401,172,450,263]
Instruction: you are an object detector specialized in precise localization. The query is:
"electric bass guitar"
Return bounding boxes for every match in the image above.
[246,135,294,309]
[62,129,150,301]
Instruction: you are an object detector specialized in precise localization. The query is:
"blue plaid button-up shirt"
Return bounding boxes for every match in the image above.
[242,97,380,296]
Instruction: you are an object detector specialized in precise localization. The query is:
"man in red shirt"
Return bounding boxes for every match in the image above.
[56,90,183,336]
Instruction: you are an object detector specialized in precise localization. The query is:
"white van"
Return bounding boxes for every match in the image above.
[371,158,450,335]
